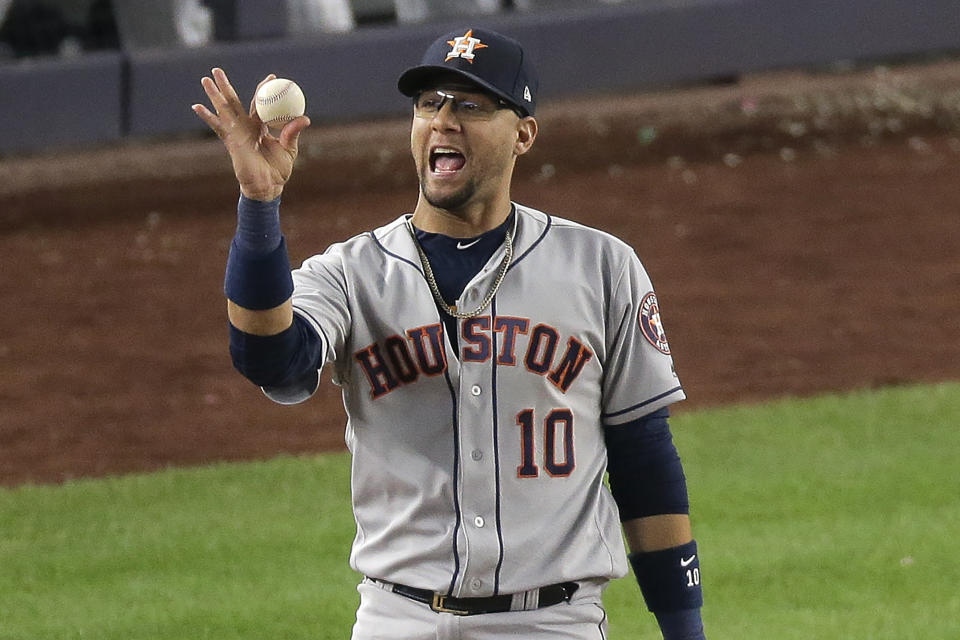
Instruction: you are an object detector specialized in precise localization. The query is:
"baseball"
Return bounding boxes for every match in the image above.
[255,78,306,128]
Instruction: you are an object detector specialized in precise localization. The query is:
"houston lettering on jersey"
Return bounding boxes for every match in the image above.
[353,316,593,399]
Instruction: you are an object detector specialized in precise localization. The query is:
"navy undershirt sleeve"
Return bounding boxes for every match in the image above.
[604,407,690,519]
[229,313,323,388]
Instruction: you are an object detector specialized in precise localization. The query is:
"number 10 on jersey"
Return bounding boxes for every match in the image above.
[516,408,575,478]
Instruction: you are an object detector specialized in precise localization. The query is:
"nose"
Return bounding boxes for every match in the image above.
[431,98,461,131]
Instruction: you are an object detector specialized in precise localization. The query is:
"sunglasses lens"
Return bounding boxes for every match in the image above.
[415,90,504,120]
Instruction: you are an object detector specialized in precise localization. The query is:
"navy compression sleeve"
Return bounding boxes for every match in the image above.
[229,314,323,388]
[604,407,689,519]
[605,409,705,639]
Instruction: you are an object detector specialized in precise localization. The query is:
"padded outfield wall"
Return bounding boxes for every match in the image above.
[1,0,959,155]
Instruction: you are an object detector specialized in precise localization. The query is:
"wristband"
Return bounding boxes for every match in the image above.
[224,236,294,310]
[630,539,703,613]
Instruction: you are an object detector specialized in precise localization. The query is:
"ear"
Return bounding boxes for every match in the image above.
[514,116,538,156]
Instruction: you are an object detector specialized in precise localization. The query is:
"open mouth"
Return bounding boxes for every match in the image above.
[430,147,466,175]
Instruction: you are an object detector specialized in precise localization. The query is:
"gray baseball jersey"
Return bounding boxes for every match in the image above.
[267,203,684,597]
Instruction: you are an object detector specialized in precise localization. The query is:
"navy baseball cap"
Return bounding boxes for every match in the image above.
[398,28,538,117]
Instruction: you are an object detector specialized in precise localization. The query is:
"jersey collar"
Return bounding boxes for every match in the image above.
[372,203,550,269]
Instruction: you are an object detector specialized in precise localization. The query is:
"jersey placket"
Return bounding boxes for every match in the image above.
[450,278,504,598]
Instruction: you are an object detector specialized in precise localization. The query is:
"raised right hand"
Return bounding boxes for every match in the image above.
[192,68,311,202]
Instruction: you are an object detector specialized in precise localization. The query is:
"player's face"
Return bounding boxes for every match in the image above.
[410,84,535,213]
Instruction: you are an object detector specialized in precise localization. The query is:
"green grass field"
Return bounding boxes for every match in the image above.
[2,383,958,639]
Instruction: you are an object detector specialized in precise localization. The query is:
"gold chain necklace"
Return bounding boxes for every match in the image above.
[405,218,514,319]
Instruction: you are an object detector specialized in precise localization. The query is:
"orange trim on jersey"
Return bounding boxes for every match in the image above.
[523,323,559,375]
[493,316,530,366]
[461,316,492,363]
[384,334,420,384]
[544,408,575,477]
[407,323,448,376]
[548,337,594,393]
[354,342,401,399]
[515,408,540,478]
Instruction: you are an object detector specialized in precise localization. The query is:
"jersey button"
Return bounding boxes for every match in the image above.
[474,516,485,528]
[470,578,483,591]
[471,449,483,461]
[470,385,481,396]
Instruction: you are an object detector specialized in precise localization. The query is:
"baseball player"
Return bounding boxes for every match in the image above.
[193,27,706,640]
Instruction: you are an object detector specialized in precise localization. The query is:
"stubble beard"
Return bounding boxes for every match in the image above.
[421,173,477,213]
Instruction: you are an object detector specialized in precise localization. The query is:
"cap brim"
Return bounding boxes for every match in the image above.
[397,65,528,116]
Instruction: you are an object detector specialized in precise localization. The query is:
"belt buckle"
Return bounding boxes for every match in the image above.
[431,593,471,616]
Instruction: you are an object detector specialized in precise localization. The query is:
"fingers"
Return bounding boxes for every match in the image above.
[199,74,231,119]
[278,115,312,152]
[197,68,246,122]
[249,73,278,119]
[191,103,224,137]
[196,73,233,137]
[196,67,265,139]
[211,67,245,116]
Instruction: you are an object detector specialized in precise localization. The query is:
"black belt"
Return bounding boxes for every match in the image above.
[377,579,579,616]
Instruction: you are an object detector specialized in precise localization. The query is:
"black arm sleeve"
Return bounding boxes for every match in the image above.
[228,313,323,388]
[604,407,690,520]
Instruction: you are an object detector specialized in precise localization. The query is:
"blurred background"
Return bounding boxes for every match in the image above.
[1,0,959,154]
[1,1,959,485]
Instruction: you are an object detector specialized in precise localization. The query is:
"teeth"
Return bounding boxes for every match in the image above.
[434,147,459,154]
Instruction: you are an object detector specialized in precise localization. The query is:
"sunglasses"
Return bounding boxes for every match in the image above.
[414,89,520,121]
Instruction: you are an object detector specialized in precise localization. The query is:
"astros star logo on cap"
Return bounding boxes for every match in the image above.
[445,29,488,63]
